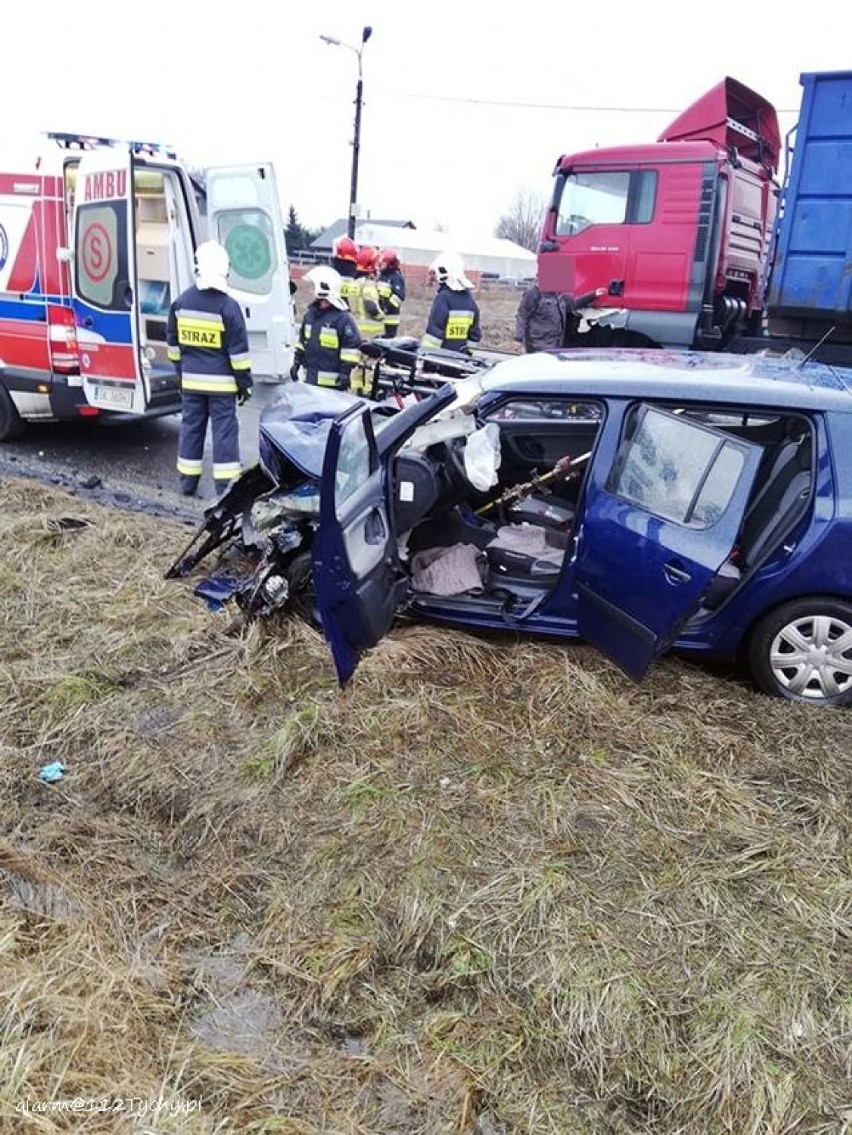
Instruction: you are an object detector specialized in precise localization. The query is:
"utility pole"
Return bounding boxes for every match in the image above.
[320,26,373,241]
[349,71,364,239]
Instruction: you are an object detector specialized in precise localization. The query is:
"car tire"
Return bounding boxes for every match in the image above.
[747,598,852,707]
[0,383,25,441]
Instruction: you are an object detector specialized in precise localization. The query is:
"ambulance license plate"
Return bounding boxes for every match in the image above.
[91,385,134,411]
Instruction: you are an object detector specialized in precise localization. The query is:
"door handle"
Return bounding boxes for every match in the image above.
[364,509,386,545]
[83,317,93,328]
[608,279,624,297]
[663,561,691,585]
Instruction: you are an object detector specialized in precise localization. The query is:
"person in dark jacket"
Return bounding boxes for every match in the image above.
[421,252,482,354]
[514,279,608,352]
[167,241,252,496]
[377,247,406,337]
[291,266,362,390]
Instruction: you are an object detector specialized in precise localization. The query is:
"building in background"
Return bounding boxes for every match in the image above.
[307,219,536,285]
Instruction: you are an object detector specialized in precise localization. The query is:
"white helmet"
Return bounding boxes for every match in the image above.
[194,240,230,292]
[429,251,472,291]
[305,265,347,310]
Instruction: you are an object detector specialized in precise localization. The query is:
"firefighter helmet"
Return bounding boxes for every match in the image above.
[356,246,379,274]
[429,251,472,291]
[333,235,359,262]
[195,240,230,291]
[379,247,400,270]
[305,266,347,310]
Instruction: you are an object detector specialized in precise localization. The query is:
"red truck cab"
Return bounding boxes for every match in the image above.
[538,78,781,350]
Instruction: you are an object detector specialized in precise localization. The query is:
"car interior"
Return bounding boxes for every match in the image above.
[387,396,815,617]
[389,396,602,611]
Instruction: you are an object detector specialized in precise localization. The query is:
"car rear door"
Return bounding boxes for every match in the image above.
[72,146,148,414]
[573,403,762,681]
[313,386,457,685]
[205,163,294,380]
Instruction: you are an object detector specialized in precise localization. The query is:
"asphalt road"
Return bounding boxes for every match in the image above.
[0,382,288,523]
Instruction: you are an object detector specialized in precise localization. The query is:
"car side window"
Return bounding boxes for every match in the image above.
[335,414,374,517]
[611,405,749,527]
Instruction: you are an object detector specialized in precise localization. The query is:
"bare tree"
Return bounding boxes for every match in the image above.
[495,188,547,252]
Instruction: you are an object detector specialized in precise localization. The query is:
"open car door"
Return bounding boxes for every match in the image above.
[205,163,294,379]
[72,146,148,414]
[313,386,458,685]
[573,404,763,681]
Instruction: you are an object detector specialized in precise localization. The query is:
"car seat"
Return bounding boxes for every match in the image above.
[703,424,813,609]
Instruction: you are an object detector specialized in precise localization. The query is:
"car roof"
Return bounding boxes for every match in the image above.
[479,349,852,413]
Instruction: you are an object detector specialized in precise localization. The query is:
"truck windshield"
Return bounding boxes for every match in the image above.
[555,170,656,236]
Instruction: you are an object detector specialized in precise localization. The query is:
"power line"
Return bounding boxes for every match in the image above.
[392,91,800,114]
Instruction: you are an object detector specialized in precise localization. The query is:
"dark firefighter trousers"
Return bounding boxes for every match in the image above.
[177,391,242,494]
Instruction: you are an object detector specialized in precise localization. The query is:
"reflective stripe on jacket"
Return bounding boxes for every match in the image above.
[379,266,406,304]
[299,302,362,388]
[166,285,252,395]
[349,276,384,337]
[421,285,482,352]
[377,275,403,331]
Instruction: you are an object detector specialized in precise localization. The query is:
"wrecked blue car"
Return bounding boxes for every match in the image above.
[169,348,852,707]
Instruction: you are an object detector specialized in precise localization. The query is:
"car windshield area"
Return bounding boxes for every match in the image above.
[554,169,657,236]
[387,395,606,609]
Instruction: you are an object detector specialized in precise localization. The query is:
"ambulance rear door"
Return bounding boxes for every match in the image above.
[205,163,294,380]
[71,146,148,414]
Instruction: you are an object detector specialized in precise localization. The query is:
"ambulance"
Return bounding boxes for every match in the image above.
[0,132,295,440]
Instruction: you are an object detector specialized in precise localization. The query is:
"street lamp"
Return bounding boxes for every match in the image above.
[320,26,373,240]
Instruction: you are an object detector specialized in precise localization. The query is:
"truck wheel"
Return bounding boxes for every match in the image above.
[0,384,25,441]
[747,598,852,707]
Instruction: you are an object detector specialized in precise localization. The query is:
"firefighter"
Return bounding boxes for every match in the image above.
[167,241,252,497]
[346,247,384,392]
[349,247,384,338]
[377,247,406,337]
[291,266,362,390]
[421,252,482,354]
[332,235,359,308]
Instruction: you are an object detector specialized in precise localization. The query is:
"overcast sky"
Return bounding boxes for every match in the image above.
[5,1,850,239]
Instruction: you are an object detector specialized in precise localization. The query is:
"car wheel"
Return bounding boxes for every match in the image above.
[747,598,852,706]
[0,384,25,441]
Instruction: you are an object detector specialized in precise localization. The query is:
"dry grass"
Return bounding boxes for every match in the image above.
[1,473,851,1135]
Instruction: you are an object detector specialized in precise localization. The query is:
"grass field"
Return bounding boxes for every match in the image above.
[1,288,851,1134]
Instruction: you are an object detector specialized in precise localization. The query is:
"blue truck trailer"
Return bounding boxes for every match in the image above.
[760,71,852,357]
[730,70,852,362]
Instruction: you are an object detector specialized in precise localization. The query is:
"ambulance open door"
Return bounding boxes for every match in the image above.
[205,163,295,380]
[71,146,149,414]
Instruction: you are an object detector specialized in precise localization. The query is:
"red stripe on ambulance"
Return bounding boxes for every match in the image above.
[6,213,38,292]
[78,341,137,381]
[0,317,51,371]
